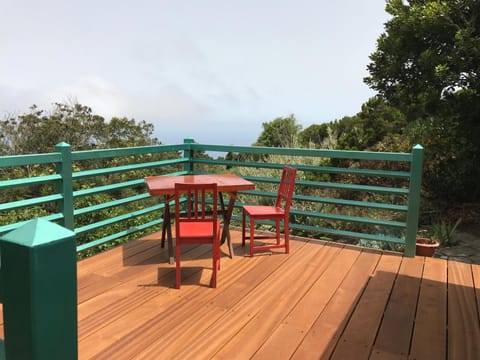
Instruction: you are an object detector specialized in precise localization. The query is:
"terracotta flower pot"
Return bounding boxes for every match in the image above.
[416,237,440,257]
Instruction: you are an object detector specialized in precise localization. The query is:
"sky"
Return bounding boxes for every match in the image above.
[1,0,391,146]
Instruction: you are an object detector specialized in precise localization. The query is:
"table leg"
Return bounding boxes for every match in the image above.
[163,195,174,264]
[220,192,237,259]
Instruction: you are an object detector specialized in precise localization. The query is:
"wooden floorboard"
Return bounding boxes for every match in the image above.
[447,261,480,359]
[330,252,403,360]
[409,257,447,360]
[370,256,424,359]
[38,229,480,359]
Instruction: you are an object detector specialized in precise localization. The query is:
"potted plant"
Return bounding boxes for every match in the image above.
[416,231,440,257]
[416,219,461,257]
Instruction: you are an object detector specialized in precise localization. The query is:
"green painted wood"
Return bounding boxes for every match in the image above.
[0,339,4,360]
[239,190,408,212]
[183,137,195,173]
[241,176,409,195]
[292,194,408,211]
[56,142,75,230]
[73,178,145,198]
[76,217,163,252]
[74,204,162,234]
[193,158,411,179]
[190,143,412,161]
[72,158,187,179]
[405,144,424,257]
[288,223,405,244]
[0,194,63,212]
[0,214,64,235]
[292,209,406,228]
[73,193,152,216]
[71,143,184,161]
[0,219,77,360]
[0,153,61,167]
[0,174,61,190]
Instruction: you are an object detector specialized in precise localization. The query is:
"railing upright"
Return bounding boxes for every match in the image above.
[183,137,195,174]
[405,144,424,257]
[55,142,74,230]
[0,219,78,359]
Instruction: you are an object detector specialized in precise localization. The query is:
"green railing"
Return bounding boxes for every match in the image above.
[0,138,423,257]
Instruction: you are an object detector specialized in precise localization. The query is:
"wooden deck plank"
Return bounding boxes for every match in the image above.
[291,248,382,360]
[370,255,424,359]
[330,252,403,360]
[472,264,480,325]
[213,242,344,360]
[78,245,222,359]
[251,245,362,359]
[447,260,480,359]
[77,233,162,279]
[11,228,472,360]
[171,240,330,359]
[408,256,447,360]
[82,235,309,360]
[133,239,311,359]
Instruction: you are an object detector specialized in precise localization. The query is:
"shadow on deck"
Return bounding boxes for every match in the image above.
[77,229,480,359]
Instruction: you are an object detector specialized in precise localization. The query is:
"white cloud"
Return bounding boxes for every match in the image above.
[1,0,390,145]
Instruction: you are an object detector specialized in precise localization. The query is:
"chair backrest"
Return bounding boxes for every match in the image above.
[174,182,218,233]
[275,166,297,214]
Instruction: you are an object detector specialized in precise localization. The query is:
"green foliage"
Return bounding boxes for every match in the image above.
[102,117,159,148]
[430,218,461,247]
[254,114,302,148]
[364,0,480,201]
[0,102,161,156]
[298,123,329,148]
[316,97,407,151]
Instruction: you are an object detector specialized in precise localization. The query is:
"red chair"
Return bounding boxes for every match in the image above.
[242,166,297,256]
[174,182,221,289]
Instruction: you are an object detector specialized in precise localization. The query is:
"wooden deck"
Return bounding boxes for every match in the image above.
[76,229,480,359]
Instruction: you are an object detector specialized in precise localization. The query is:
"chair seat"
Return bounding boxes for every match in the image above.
[242,205,285,218]
[178,222,221,242]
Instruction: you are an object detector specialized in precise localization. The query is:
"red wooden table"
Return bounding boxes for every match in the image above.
[145,174,255,263]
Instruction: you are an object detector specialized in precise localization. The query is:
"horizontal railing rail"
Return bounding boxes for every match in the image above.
[0,138,423,257]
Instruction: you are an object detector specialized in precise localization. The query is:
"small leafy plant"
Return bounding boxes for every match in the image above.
[430,219,461,247]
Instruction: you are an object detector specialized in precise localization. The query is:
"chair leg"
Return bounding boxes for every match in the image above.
[276,219,281,245]
[242,210,246,247]
[211,259,217,288]
[284,218,290,254]
[212,251,218,288]
[161,217,166,248]
[249,218,255,257]
[175,244,181,289]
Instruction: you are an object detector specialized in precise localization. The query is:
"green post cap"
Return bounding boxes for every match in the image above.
[0,219,75,247]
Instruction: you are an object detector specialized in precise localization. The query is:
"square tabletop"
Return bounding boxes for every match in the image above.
[145,173,255,196]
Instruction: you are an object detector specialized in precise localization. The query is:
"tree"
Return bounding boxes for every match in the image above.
[100,117,158,148]
[364,0,480,201]
[298,123,329,148]
[254,114,302,148]
[365,0,480,119]
[0,102,161,155]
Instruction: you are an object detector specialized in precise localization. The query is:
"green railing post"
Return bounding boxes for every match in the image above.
[405,144,424,257]
[55,142,74,230]
[183,137,195,174]
[0,219,78,360]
